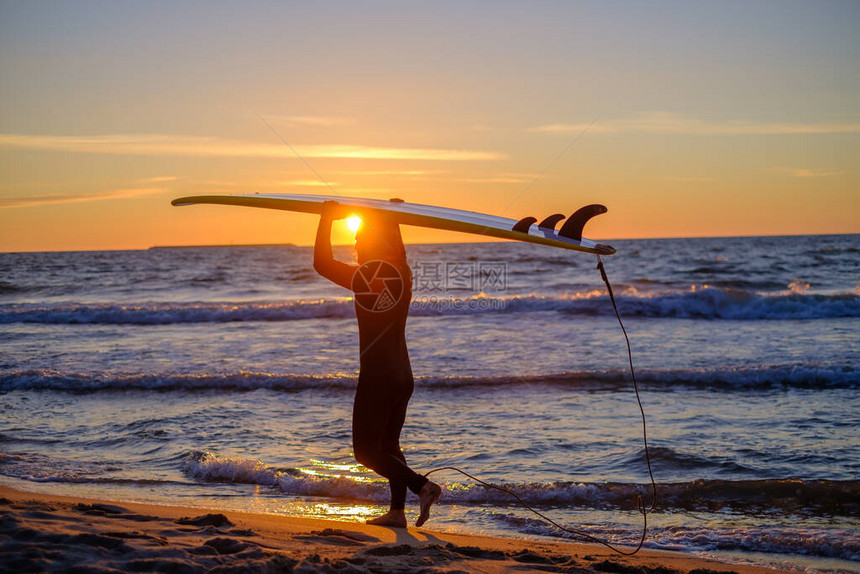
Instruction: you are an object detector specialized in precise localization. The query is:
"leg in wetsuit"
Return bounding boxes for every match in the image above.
[352,376,428,509]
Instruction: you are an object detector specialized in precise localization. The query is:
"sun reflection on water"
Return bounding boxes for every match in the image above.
[290,502,378,522]
[295,458,379,484]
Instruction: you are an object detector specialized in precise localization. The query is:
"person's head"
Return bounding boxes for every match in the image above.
[354,216,406,265]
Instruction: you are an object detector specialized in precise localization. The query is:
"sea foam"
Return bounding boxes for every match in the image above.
[1,288,858,325]
[2,365,856,393]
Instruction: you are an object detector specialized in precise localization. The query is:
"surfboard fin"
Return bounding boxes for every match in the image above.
[512,216,537,233]
[558,205,608,241]
[538,213,566,231]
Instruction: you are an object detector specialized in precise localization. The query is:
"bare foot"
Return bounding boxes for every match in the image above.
[366,510,407,528]
[415,481,442,527]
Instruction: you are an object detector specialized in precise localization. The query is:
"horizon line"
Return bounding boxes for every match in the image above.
[2,232,857,255]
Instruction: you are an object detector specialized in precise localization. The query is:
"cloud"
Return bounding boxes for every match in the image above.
[138,176,178,183]
[0,133,504,161]
[529,112,860,135]
[0,187,169,208]
[414,171,538,184]
[770,167,844,178]
[268,115,352,127]
[278,180,341,187]
[663,176,718,182]
[336,170,437,176]
[305,145,503,161]
[331,188,395,195]
[459,177,528,184]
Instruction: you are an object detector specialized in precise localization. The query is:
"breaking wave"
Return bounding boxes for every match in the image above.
[492,513,860,561]
[182,452,859,516]
[2,365,856,393]
[1,288,858,324]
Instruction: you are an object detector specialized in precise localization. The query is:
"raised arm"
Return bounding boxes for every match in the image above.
[313,203,358,290]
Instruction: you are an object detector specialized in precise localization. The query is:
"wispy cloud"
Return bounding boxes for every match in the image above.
[0,187,170,209]
[664,176,718,182]
[418,171,538,184]
[305,145,503,161]
[336,170,438,176]
[278,180,341,187]
[0,133,504,161]
[770,167,844,178]
[268,115,352,127]
[332,188,395,195]
[139,175,178,183]
[459,177,528,184]
[529,112,860,135]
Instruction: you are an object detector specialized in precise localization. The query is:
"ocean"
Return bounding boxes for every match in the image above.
[1,234,858,571]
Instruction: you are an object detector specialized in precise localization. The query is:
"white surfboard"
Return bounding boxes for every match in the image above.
[171,193,616,255]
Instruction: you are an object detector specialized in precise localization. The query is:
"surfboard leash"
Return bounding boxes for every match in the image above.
[596,255,658,512]
[422,465,649,556]
[424,256,657,556]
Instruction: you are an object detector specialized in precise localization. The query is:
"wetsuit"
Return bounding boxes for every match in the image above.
[352,261,428,509]
[313,214,428,510]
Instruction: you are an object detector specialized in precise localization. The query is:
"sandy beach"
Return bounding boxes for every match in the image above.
[0,484,796,574]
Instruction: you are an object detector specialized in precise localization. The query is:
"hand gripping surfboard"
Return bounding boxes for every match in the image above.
[171,193,616,255]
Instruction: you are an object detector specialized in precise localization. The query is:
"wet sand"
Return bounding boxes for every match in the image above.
[0,484,791,573]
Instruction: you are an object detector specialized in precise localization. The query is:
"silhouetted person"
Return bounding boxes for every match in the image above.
[313,201,442,528]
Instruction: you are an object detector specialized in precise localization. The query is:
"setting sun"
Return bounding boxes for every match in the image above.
[346,216,362,233]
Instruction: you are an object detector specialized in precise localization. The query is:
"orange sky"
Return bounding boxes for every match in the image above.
[1,2,857,252]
